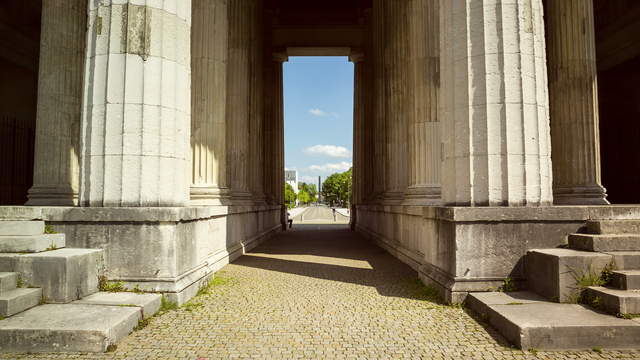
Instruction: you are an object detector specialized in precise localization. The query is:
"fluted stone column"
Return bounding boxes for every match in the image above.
[546,0,608,205]
[405,0,441,205]
[226,0,252,202]
[371,0,386,202]
[383,0,411,202]
[440,0,553,206]
[248,0,265,204]
[27,0,86,206]
[350,51,365,210]
[269,53,288,226]
[80,1,192,207]
[190,0,229,205]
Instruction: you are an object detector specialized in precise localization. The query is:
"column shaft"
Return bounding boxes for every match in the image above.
[28,0,86,205]
[546,0,608,205]
[350,53,365,207]
[190,0,229,205]
[440,0,553,206]
[248,0,265,203]
[80,1,192,206]
[405,0,441,204]
[371,0,386,201]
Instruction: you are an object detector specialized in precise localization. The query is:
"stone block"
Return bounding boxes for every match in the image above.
[0,207,43,221]
[606,251,640,270]
[467,292,640,350]
[0,288,41,317]
[570,234,640,252]
[611,270,640,290]
[525,248,612,302]
[586,287,640,315]
[0,272,17,292]
[13,249,104,303]
[0,304,140,352]
[74,291,161,318]
[587,220,640,235]
[0,221,44,236]
[0,234,65,253]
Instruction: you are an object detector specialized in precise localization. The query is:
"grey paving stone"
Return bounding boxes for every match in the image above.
[73,292,161,319]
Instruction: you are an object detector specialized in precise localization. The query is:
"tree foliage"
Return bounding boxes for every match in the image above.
[284,183,297,209]
[297,182,318,205]
[322,168,352,207]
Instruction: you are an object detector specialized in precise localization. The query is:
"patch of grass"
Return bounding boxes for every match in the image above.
[406,278,441,302]
[592,346,603,354]
[43,225,56,234]
[183,301,203,312]
[98,276,126,292]
[134,318,151,331]
[117,304,138,307]
[499,277,517,292]
[567,263,614,304]
[506,302,524,305]
[45,243,58,251]
[0,315,5,321]
[196,274,233,297]
[617,313,640,320]
[528,348,539,355]
[131,285,144,294]
[39,295,47,305]
[159,296,178,313]
[16,276,25,288]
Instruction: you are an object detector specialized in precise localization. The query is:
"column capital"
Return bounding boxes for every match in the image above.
[272,52,289,63]
[349,50,365,63]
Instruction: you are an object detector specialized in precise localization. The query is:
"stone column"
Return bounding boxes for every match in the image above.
[248,0,266,204]
[269,53,288,226]
[440,0,553,206]
[383,0,411,202]
[371,0,386,202]
[404,0,441,205]
[190,0,229,206]
[226,0,252,202]
[546,0,608,205]
[27,0,86,206]
[350,52,365,207]
[80,1,192,207]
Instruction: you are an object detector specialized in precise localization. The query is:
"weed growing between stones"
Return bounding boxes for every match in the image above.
[528,348,539,355]
[159,296,178,313]
[592,346,603,354]
[406,278,440,302]
[506,302,524,305]
[45,242,57,251]
[568,263,613,304]
[498,277,517,292]
[134,318,151,331]
[98,276,126,292]
[43,225,56,234]
[16,275,24,288]
[617,313,640,319]
[0,315,5,321]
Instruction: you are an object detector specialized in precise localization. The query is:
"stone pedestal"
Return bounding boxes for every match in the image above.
[190,0,229,206]
[27,0,86,206]
[440,0,553,206]
[546,0,609,205]
[80,1,192,207]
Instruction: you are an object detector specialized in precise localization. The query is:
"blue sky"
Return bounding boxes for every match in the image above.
[284,56,354,185]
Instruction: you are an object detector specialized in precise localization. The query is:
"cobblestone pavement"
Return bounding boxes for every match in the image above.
[3,224,640,360]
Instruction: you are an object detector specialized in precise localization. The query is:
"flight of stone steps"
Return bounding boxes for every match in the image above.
[467,219,640,350]
[0,219,162,353]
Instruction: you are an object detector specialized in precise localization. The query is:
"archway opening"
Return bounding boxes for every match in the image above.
[283,56,354,225]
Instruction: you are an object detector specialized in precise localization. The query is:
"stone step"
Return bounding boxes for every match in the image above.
[467,291,640,350]
[0,221,44,236]
[0,303,141,352]
[525,248,612,302]
[586,286,640,315]
[606,251,640,270]
[73,291,162,319]
[0,248,103,303]
[587,220,640,235]
[611,270,640,290]
[569,233,640,252]
[0,234,65,253]
[0,272,18,292]
[0,288,42,317]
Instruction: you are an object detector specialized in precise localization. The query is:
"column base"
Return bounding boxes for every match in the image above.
[403,185,442,205]
[189,186,230,206]
[26,186,78,206]
[553,185,610,205]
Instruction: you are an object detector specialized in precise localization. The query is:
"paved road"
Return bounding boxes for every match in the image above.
[4,226,639,359]
[292,206,350,224]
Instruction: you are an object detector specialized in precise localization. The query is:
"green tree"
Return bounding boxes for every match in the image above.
[297,182,318,205]
[322,168,352,207]
[284,183,297,209]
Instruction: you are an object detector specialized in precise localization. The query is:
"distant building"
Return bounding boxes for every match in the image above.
[285,169,298,194]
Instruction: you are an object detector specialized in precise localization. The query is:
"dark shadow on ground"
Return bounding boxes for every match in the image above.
[233,224,441,301]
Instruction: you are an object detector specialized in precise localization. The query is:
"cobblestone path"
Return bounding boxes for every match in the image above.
[4,225,640,359]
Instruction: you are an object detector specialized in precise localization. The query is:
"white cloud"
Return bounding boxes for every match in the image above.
[303,145,351,158]
[299,175,319,184]
[307,162,352,173]
[309,108,327,117]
